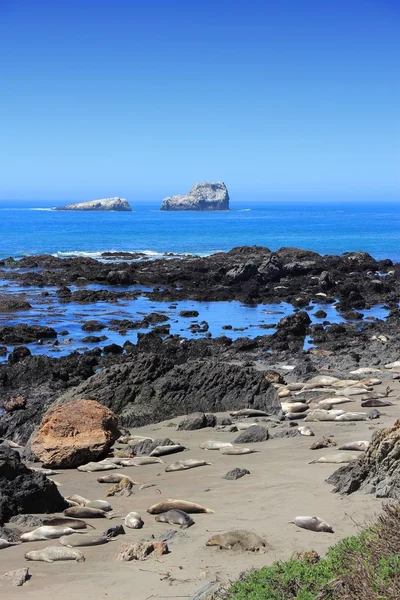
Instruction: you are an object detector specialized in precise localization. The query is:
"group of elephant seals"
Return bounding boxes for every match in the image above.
[147,499,215,514]
[25,546,85,563]
[291,516,334,533]
[64,506,112,519]
[155,509,194,529]
[206,530,267,552]
[20,526,80,542]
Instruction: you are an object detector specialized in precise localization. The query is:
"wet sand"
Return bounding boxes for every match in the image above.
[2,378,400,600]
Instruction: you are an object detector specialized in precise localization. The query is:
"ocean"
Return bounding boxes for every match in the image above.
[0,199,399,261]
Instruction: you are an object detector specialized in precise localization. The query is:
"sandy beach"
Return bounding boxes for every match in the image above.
[2,375,399,600]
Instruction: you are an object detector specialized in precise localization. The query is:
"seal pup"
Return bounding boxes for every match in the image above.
[206,530,267,552]
[339,441,369,451]
[123,512,144,529]
[77,462,118,472]
[155,509,194,529]
[150,444,186,457]
[165,459,211,472]
[64,506,112,519]
[21,526,80,542]
[65,494,90,506]
[310,452,360,464]
[147,499,215,514]
[97,473,138,484]
[59,534,109,547]
[0,538,21,549]
[298,426,314,437]
[291,516,334,533]
[25,546,85,562]
[219,446,257,455]
[85,500,113,511]
[230,409,269,417]
[42,517,95,530]
[199,440,233,450]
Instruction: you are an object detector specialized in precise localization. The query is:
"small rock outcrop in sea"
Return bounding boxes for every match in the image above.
[327,418,400,499]
[160,182,229,211]
[30,399,120,468]
[55,197,132,211]
[0,445,66,524]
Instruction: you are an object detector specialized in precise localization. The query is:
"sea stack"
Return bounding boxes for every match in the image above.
[161,182,229,211]
[55,197,132,211]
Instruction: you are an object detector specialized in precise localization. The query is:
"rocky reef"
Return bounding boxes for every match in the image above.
[161,182,229,211]
[55,197,132,211]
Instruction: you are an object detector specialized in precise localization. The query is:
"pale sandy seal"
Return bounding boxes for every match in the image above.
[230,409,269,417]
[316,396,352,406]
[340,387,370,396]
[25,546,85,563]
[97,473,138,484]
[298,426,314,437]
[310,452,360,464]
[308,375,340,386]
[64,506,112,519]
[235,422,258,431]
[281,402,308,414]
[155,509,194,529]
[77,462,119,472]
[350,367,381,375]
[123,511,144,529]
[150,444,186,457]
[32,468,60,475]
[199,440,233,450]
[304,410,345,422]
[291,516,334,533]
[206,530,266,552]
[21,526,79,542]
[126,435,153,446]
[59,534,108,547]
[85,500,113,511]
[120,457,164,466]
[0,538,21,549]
[334,412,368,421]
[42,517,95,530]
[165,459,211,472]
[147,499,215,514]
[65,494,90,506]
[219,446,257,455]
[339,441,369,451]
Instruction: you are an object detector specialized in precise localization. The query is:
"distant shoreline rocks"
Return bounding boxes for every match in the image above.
[161,182,230,211]
[54,197,132,212]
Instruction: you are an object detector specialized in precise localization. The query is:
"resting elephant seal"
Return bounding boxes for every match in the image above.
[124,512,143,529]
[298,426,314,437]
[0,538,21,549]
[42,517,95,530]
[64,506,112,519]
[25,546,85,562]
[155,509,194,529]
[120,457,164,466]
[97,473,137,484]
[77,462,118,472]
[150,444,186,457]
[235,422,258,431]
[200,440,233,450]
[339,441,369,452]
[65,494,89,506]
[334,412,368,421]
[21,526,80,542]
[310,452,360,464]
[32,468,60,475]
[292,516,334,533]
[165,459,211,472]
[147,499,215,514]
[206,530,266,552]
[361,398,393,407]
[85,500,113,511]
[59,534,108,547]
[230,409,269,417]
[220,446,257,455]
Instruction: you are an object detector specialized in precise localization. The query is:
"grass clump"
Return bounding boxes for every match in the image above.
[222,503,400,600]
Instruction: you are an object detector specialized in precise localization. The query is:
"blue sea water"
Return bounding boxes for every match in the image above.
[0,198,399,261]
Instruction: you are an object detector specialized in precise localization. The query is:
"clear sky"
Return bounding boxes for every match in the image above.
[0,0,399,201]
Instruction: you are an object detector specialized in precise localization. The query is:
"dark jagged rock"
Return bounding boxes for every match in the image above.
[8,346,31,365]
[103,343,123,354]
[327,419,400,499]
[233,425,269,444]
[130,437,175,456]
[0,325,57,344]
[178,412,216,431]
[81,320,105,332]
[0,295,31,311]
[222,468,250,480]
[179,310,199,318]
[0,446,66,524]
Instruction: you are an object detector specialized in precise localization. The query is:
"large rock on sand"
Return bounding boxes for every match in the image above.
[327,418,400,499]
[30,399,120,468]
[0,445,66,524]
[161,182,229,211]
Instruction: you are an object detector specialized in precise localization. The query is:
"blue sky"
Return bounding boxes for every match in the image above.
[0,0,399,201]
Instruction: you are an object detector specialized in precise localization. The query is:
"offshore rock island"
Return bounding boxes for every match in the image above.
[54,197,132,211]
[160,181,230,211]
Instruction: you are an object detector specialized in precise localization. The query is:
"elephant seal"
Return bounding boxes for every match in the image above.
[64,506,112,519]
[339,441,369,451]
[97,473,137,484]
[206,530,267,552]
[123,512,143,529]
[147,499,215,514]
[0,538,21,549]
[25,546,85,563]
[32,468,60,475]
[361,398,393,407]
[65,494,89,506]
[310,452,360,464]
[291,516,334,533]
[77,462,118,472]
[199,440,233,450]
[59,534,108,547]
[230,409,269,417]
[42,517,95,530]
[298,426,314,437]
[150,444,186,457]
[334,412,368,421]
[220,446,257,455]
[235,422,258,431]
[85,500,113,511]
[165,459,211,472]
[155,509,194,529]
[317,396,352,406]
[21,526,79,542]
[281,402,308,414]
[120,457,164,466]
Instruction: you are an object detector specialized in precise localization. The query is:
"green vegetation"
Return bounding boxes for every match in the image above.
[222,504,400,600]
